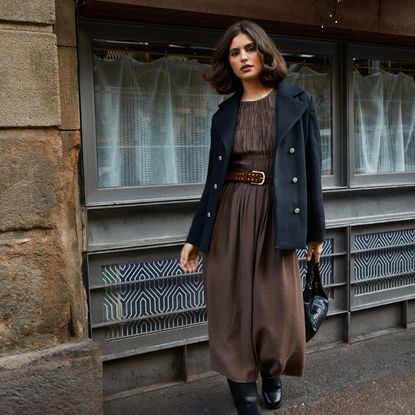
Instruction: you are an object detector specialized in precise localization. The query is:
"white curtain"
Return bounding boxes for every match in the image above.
[353,70,415,174]
[94,56,223,188]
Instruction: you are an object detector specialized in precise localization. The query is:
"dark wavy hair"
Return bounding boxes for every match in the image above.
[204,20,288,94]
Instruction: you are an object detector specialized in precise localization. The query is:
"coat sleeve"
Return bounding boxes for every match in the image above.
[185,123,216,247]
[306,95,326,243]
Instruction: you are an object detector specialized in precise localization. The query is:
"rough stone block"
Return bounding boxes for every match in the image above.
[60,128,81,157]
[58,46,81,130]
[0,30,60,127]
[0,0,55,24]
[0,340,103,415]
[55,0,77,47]
[57,130,88,338]
[0,130,62,232]
[0,230,71,353]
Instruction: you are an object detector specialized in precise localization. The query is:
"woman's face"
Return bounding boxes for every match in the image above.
[228,33,263,81]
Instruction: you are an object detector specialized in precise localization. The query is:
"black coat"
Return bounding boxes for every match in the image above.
[186,79,325,253]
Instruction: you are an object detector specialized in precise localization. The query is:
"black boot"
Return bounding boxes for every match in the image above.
[261,372,282,410]
[227,379,261,415]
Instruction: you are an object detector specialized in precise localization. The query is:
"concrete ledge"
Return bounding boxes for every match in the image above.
[0,339,103,415]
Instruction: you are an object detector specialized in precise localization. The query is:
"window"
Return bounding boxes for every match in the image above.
[349,45,415,185]
[353,58,415,175]
[93,39,223,189]
[79,24,341,205]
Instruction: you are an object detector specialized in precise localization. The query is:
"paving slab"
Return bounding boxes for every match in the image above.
[104,327,415,415]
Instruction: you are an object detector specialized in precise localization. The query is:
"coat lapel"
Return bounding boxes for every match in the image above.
[214,79,308,155]
[215,90,241,157]
[276,80,308,145]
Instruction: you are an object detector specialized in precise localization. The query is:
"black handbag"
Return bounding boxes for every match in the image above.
[303,256,329,342]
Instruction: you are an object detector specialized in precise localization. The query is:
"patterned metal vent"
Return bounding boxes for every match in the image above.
[102,256,206,340]
[298,238,334,290]
[354,228,415,251]
[353,229,415,295]
[101,240,333,340]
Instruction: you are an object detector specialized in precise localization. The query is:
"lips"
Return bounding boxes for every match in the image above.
[241,65,253,70]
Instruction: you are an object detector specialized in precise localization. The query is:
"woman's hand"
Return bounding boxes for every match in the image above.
[180,243,200,273]
[306,241,324,263]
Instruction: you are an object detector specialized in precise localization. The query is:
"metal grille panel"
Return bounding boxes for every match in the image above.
[354,246,415,281]
[102,257,205,340]
[298,238,334,289]
[101,240,333,340]
[352,229,415,297]
[353,274,415,295]
[105,309,207,340]
[354,228,415,250]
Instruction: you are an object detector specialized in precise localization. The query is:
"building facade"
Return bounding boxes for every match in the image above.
[1,0,415,412]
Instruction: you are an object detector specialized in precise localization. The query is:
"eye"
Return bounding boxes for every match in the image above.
[247,45,257,52]
[230,50,239,57]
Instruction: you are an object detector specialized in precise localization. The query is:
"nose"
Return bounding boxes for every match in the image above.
[240,50,248,62]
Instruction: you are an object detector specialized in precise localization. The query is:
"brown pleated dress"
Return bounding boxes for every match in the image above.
[203,88,306,383]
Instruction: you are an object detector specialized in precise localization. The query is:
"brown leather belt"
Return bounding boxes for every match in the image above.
[225,170,273,185]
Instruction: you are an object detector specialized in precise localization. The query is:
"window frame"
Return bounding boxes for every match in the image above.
[347,43,415,187]
[78,20,224,206]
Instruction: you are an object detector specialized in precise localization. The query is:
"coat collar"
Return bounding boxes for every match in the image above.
[215,79,308,155]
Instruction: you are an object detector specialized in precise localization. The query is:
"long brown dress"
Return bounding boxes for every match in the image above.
[203,88,306,383]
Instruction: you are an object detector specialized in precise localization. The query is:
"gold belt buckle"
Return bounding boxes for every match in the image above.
[251,170,265,185]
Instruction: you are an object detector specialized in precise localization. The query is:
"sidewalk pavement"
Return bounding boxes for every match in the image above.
[104,327,415,415]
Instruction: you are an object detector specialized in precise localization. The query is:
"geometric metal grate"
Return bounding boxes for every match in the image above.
[102,256,202,285]
[102,256,206,340]
[298,238,334,289]
[353,229,415,296]
[353,274,415,295]
[354,228,415,251]
[102,240,334,340]
[354,246,415,281]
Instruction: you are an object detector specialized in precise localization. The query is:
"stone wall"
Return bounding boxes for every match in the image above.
[0,0,102,413]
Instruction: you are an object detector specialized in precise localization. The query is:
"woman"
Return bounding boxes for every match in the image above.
[180,20,325,415]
